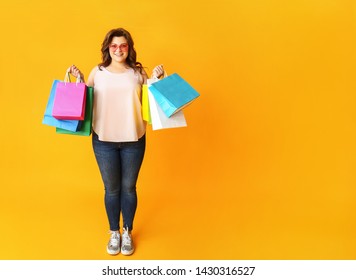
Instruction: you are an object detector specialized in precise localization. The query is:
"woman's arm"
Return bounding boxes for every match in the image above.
[86,67,98,87]
[141,69,148,85]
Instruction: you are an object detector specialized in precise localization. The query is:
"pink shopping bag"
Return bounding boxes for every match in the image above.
[52,70,87,120]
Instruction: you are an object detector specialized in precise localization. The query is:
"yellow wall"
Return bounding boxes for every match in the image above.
[0,0,355,259]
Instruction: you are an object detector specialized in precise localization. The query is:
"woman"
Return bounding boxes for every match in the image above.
[69,28,164,256]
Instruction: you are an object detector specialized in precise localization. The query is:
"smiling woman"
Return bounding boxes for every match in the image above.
[107,38,130,66]
[67,27,165,257]
[97,28,142,73]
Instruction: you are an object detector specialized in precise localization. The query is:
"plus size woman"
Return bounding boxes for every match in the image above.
[69,27,164,256]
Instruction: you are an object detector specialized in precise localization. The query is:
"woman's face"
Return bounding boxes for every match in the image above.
[109,36,129,64]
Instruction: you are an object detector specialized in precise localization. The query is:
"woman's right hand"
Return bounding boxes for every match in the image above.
[68,65,84,81]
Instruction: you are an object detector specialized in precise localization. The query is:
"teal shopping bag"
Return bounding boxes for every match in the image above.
[148,73,200,118]
[55,87,94,136]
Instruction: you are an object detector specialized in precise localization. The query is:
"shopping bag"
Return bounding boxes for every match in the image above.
[42,80,81,132]
[52,71,87,120]
[142,84,151,124]
[148,73,200,118]
[56,86,94,136]
[147,78,187,130]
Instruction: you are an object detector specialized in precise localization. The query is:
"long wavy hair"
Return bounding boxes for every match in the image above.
[98,28,144,74]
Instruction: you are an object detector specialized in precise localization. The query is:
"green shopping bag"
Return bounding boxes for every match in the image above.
[56,86,94,136]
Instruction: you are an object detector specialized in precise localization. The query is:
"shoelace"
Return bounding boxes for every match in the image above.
[109,231,120,246]
[121,228,131,246]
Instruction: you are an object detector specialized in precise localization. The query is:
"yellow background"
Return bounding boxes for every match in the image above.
[0,0,355,259]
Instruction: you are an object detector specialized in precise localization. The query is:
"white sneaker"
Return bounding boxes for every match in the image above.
[107,231,120,255]
[121,228,134,255]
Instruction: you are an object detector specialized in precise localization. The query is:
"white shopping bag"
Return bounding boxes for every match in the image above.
[147,78,187,130]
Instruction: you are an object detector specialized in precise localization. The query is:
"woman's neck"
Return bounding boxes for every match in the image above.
[107,61,130,73]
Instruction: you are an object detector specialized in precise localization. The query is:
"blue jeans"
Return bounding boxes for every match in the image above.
[92,132,146,231]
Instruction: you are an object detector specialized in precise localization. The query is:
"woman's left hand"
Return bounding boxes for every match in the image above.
[151,64,164,79]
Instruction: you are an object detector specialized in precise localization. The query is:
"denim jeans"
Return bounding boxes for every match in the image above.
[92,132,146,231]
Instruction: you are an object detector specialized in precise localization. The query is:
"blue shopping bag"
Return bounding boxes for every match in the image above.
[148,73,200,118]
[42,80,80,132]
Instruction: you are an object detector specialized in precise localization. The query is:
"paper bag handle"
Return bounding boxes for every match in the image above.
[64,68,82,85]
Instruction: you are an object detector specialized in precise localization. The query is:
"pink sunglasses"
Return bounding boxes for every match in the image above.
[109,43,129,52]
